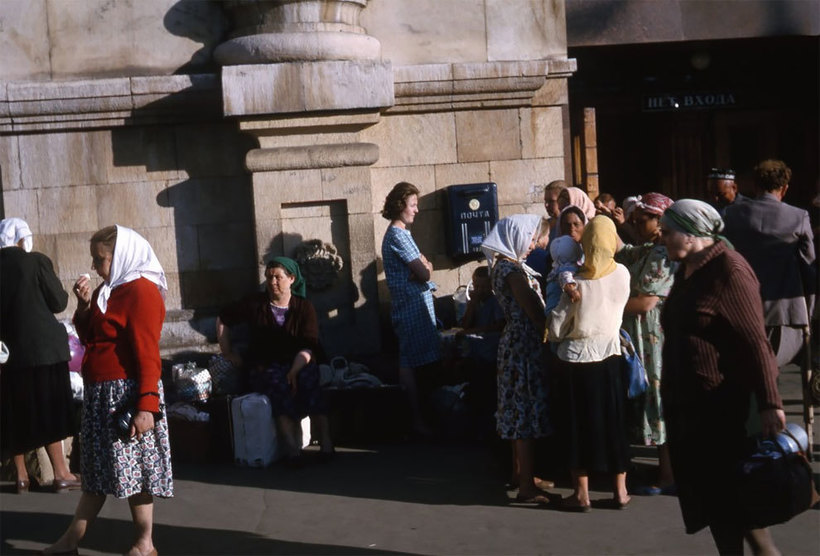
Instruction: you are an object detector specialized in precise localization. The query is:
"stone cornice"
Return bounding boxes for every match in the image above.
[0,58,576,134]
[388,58,576,114]
[0,74,221,133]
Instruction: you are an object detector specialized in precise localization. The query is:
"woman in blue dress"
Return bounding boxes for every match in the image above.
[381,182,440,435]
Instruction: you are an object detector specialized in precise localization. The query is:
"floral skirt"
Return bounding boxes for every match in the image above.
[250,361,327,419]
[81,378,173,499]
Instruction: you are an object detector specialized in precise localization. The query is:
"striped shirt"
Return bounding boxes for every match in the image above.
[660,241,782,414]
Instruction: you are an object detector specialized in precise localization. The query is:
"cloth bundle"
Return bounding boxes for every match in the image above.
[172,361,212,402]
[207,354,243,395]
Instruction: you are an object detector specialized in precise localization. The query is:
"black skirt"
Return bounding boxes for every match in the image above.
[0,361,76,456]
[552,354,630,473]
[665,384,751,534]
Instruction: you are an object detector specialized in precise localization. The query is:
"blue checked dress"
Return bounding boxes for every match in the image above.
[382,226,440,368]
[492,258,551,440]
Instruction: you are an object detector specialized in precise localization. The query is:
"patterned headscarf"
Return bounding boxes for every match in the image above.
[578,216,619,280]
[97,225,168,313]
[565,187,598,221]
[0,217,33,252]
[481,214,542,267]
[635,192,674,216]
[267,256,307,298]
[660,199,733,248]
[622,196,641,219]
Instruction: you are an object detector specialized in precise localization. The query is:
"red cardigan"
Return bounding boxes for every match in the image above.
[74,277,165,413]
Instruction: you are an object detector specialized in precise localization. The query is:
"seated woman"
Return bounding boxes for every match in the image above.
[217,257,333,464]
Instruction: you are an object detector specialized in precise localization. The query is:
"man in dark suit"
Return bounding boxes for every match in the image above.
[724,160,815,365]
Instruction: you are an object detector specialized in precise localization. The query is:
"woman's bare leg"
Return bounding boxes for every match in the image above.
[275,415,301,458]
[565,470,590,507]
[515,439,544,498]
[44,492,106,553]
[45,439,78,481]
[613,472,630,505]
[13,454,28,483]
[127,492,155,556]
[399,366,431,434]
[745,527,781,556]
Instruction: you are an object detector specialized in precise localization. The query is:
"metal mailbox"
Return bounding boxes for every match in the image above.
[444,182,499,259]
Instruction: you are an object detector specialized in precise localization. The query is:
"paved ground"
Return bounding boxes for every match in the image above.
[1,366,818,556]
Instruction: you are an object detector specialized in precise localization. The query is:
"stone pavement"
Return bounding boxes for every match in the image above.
[1,366,818,556]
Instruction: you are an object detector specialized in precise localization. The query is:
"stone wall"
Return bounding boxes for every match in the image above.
[0,0,226,80]
[1,0,575,357]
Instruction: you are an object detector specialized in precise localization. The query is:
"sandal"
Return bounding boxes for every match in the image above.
[559,497,591,513]
[513,493,550,506]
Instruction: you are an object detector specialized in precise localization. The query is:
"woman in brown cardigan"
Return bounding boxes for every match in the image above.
[659,200,785,555]
[217,257,333,464]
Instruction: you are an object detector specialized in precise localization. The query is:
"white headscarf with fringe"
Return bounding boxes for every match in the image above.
[481,214,542,269]
[97,225,167,313]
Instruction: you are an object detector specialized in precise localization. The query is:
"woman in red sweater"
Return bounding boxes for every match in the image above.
[46,225,171,556]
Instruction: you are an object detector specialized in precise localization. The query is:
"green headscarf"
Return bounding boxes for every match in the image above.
[660,199,734,249]
[267,256,307,298]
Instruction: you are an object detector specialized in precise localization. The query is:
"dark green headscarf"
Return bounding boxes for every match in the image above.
[267,256,307,298]
[660,199,734,249]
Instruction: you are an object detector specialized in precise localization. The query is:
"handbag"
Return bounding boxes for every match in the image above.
[619,329,647,399]
[736,425,820,528]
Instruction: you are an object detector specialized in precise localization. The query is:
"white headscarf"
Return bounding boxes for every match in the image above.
[481,214,542,267]
[0,217,33,252]
[97,225,168,314]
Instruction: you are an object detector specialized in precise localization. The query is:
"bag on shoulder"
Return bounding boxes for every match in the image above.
[619,329,647,399]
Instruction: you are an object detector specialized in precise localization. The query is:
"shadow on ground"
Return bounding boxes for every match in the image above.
[0,511,409,555]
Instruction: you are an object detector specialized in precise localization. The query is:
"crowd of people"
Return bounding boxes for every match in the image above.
[1,157,815,555]
[385,158,813,553]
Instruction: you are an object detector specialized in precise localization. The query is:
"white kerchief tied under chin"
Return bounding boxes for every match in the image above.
[481,214,542,267]
[97,225,168,314]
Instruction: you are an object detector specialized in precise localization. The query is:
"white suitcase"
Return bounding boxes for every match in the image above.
[231,393,279,467]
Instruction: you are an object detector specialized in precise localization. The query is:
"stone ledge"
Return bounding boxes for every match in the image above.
[246,142,379,171]
[0,74,222,133]
[388,59,576,114]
